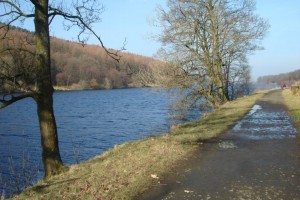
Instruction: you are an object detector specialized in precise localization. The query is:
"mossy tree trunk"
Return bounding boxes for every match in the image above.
[33,0,64,178]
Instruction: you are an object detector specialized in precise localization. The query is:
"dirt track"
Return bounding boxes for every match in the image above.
[141,90,300,200]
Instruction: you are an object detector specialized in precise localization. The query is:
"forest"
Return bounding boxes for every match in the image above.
[257,69,300,86]
[0,25,163,91]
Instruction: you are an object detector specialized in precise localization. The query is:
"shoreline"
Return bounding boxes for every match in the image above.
[53,85,159,92]
[14,89,300,200]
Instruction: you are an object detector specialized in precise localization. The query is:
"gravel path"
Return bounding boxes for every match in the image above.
[141,90,300,200]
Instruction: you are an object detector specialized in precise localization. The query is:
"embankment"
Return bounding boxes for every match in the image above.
[15,91,270,200]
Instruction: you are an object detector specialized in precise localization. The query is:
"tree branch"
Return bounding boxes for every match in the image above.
[0,93,34,109]
[0,1,35,38]
[47,3,124,62]
[0,0,35,18]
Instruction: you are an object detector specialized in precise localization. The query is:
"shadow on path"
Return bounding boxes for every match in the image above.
[140,90,300,200]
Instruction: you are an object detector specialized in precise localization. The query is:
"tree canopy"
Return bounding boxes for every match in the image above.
[155,0,269,108]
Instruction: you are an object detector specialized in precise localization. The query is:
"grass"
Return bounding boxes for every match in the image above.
[14,92,265,200]
[282,89,300,130]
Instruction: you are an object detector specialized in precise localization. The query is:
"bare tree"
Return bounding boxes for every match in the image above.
[0,0,120,178]
[155,0,269,108]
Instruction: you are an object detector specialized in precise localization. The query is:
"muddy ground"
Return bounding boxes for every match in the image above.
[140,90,300,200]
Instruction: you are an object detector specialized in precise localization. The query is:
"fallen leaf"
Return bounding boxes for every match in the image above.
[151,174,159,179]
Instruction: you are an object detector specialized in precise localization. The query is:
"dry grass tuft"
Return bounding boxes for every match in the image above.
[293,81,300,86]
[282,89,300,130]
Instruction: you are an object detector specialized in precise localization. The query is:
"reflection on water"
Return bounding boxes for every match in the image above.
[0,88,200,197]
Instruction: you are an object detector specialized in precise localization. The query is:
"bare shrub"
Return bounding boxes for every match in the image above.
[0,139,41,198]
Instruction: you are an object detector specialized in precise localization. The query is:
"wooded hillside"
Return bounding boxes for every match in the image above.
[257,69,300,86]
[0,25,163,91]
[51,38,163,89]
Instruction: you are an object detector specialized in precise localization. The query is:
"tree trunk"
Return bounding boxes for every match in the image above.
[33,0,65,178]
[224,65,230,100]
[207,0,227,104]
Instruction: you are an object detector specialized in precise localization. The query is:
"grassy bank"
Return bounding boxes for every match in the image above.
[282,89,300,130]
[14,92,264,200]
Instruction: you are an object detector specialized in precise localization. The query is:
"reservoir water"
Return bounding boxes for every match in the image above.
[0,88,199,196]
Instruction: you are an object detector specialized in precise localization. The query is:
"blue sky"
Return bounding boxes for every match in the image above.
[248,0,300,80]
[48,0,163,56]
[16,0,300,81]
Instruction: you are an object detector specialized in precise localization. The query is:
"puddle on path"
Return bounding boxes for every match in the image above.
[218,141,237,149]
[230,104,297,140]
[247,104,262,116]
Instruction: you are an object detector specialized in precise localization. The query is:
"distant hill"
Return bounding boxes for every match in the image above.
[50,37,163,89]
[257,69,300,86]
[0,24,164,90]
